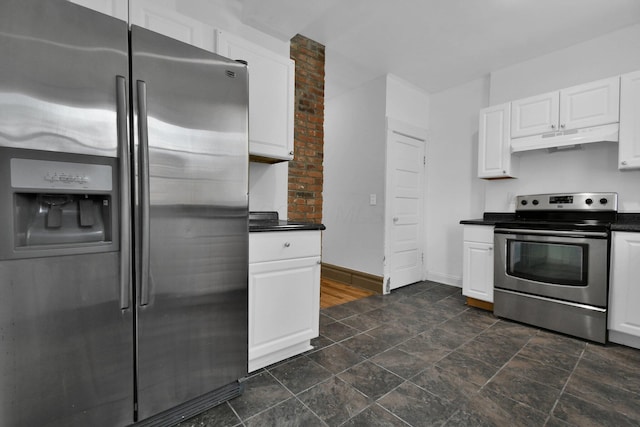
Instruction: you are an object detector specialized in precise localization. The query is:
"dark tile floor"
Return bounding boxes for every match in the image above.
[179,281,640,426]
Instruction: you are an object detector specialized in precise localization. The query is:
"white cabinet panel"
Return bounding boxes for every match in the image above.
[609,232,640,349]
[478,103,518,179]
[511,91,559,138]
[215,30,294,162]
[249,256,320,368]
[249,231,319,263]
[129,0,213,51]
[619,70,640,170]
[560,76,620,131]
[248,231,321,371]
[67,0,128,21]
[462,226,494,303]
[511,77,620,140]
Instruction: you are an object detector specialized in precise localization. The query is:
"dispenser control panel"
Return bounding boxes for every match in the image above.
[10,158,112,191]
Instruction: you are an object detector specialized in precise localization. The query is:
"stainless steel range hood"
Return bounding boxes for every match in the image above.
[510,123,619,153]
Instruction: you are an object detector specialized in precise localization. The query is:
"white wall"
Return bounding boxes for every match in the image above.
[323,74,430,277]
[323,76,387,275]
[490,24,640,105]
[484,143,640,212]
[248,162,289,218]
[426,77,489,286]
[386,75,430,126]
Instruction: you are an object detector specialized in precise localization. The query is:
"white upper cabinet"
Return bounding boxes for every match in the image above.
[67,0,128,20]
[129,0,214,51]
[511,91,559,138]
[560,77,620,130]
[619,70,640,170]
[478,103,518,179]
[511,76,620,139]
[215,30,295,162]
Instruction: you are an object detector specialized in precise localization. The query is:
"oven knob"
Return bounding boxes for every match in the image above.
[532,200,539,205]
[521,200,528,206]
[585,198,593,205]
[600,198,608,205]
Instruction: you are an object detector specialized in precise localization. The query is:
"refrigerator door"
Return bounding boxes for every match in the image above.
[0,1,134,426]
[0,0,128,158]
[131,26,249,421]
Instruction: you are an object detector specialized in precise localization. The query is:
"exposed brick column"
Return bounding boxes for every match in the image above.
[288,34,325,223]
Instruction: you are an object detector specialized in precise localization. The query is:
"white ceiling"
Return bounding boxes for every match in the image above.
[199,0,640,95]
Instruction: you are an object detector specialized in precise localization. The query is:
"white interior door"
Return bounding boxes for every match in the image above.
[385,119,427,292]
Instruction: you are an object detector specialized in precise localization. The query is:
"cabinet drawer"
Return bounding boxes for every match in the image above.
[250,230,321,263]
[463,225,494,243]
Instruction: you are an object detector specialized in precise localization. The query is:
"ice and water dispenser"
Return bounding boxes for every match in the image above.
[0,148,119,259]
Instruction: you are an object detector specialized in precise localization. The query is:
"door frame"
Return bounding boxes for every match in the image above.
[383,117,428,294]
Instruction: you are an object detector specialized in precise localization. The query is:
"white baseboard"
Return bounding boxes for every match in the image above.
[426,271,462,288]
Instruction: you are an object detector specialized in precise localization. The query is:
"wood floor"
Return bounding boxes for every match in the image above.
[320,277,377,309]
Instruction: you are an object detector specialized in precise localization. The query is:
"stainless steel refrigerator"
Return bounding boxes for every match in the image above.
[0,1,249,426]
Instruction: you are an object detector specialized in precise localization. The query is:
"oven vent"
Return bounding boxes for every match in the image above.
[511,123,619,153]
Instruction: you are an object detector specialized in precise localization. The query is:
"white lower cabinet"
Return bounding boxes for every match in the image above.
[248,231,321,372]
[608,231,640,349]
[462,225,494,303]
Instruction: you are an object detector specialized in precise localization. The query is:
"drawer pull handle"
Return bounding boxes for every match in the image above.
[284,242,291,248]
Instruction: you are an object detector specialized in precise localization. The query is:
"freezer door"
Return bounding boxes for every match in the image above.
[0,0,128,157]
[131,26,249,421]
[0,2,134,427]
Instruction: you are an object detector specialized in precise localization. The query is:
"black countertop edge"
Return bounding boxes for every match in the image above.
[459,212,516,226]
[249,211,326,232]
[461,212,640,231]
[611,213,640,232]
[250,221,326,232]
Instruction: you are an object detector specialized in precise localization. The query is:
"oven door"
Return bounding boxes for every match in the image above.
[494,228,609,307]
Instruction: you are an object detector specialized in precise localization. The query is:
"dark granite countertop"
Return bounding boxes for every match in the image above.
[460,212,640,231]
[459,212,516,226]
[611,213,640,232]
[249,211,326,232]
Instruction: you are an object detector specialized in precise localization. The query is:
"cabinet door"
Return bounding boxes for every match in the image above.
[249,256,320,363]
[463,241,494,303]
[129,0,213,51]
[619,71,640,170]
[67,0,128,21]
[609,232,640,338]
[215,30,295,161]
[478,103,517,178]
[511,91,559,138]
[560,76,620,131]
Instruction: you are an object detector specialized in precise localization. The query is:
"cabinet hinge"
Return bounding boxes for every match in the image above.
[423,156,426,165]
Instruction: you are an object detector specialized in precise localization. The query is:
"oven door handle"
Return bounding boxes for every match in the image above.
[494,228,608,238]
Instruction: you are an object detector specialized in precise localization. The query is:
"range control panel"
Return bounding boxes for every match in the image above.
[516,192,618,211]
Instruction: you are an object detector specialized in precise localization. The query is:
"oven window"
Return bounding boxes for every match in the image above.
[506,240,588,286]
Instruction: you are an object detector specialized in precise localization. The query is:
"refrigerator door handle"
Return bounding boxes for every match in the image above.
[116,75,131,310]
[136,80,151,306]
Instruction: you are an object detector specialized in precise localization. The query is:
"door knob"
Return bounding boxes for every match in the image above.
[393,217,399,223]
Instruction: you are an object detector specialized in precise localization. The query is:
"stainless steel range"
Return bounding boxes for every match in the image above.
[494,192,617,343]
